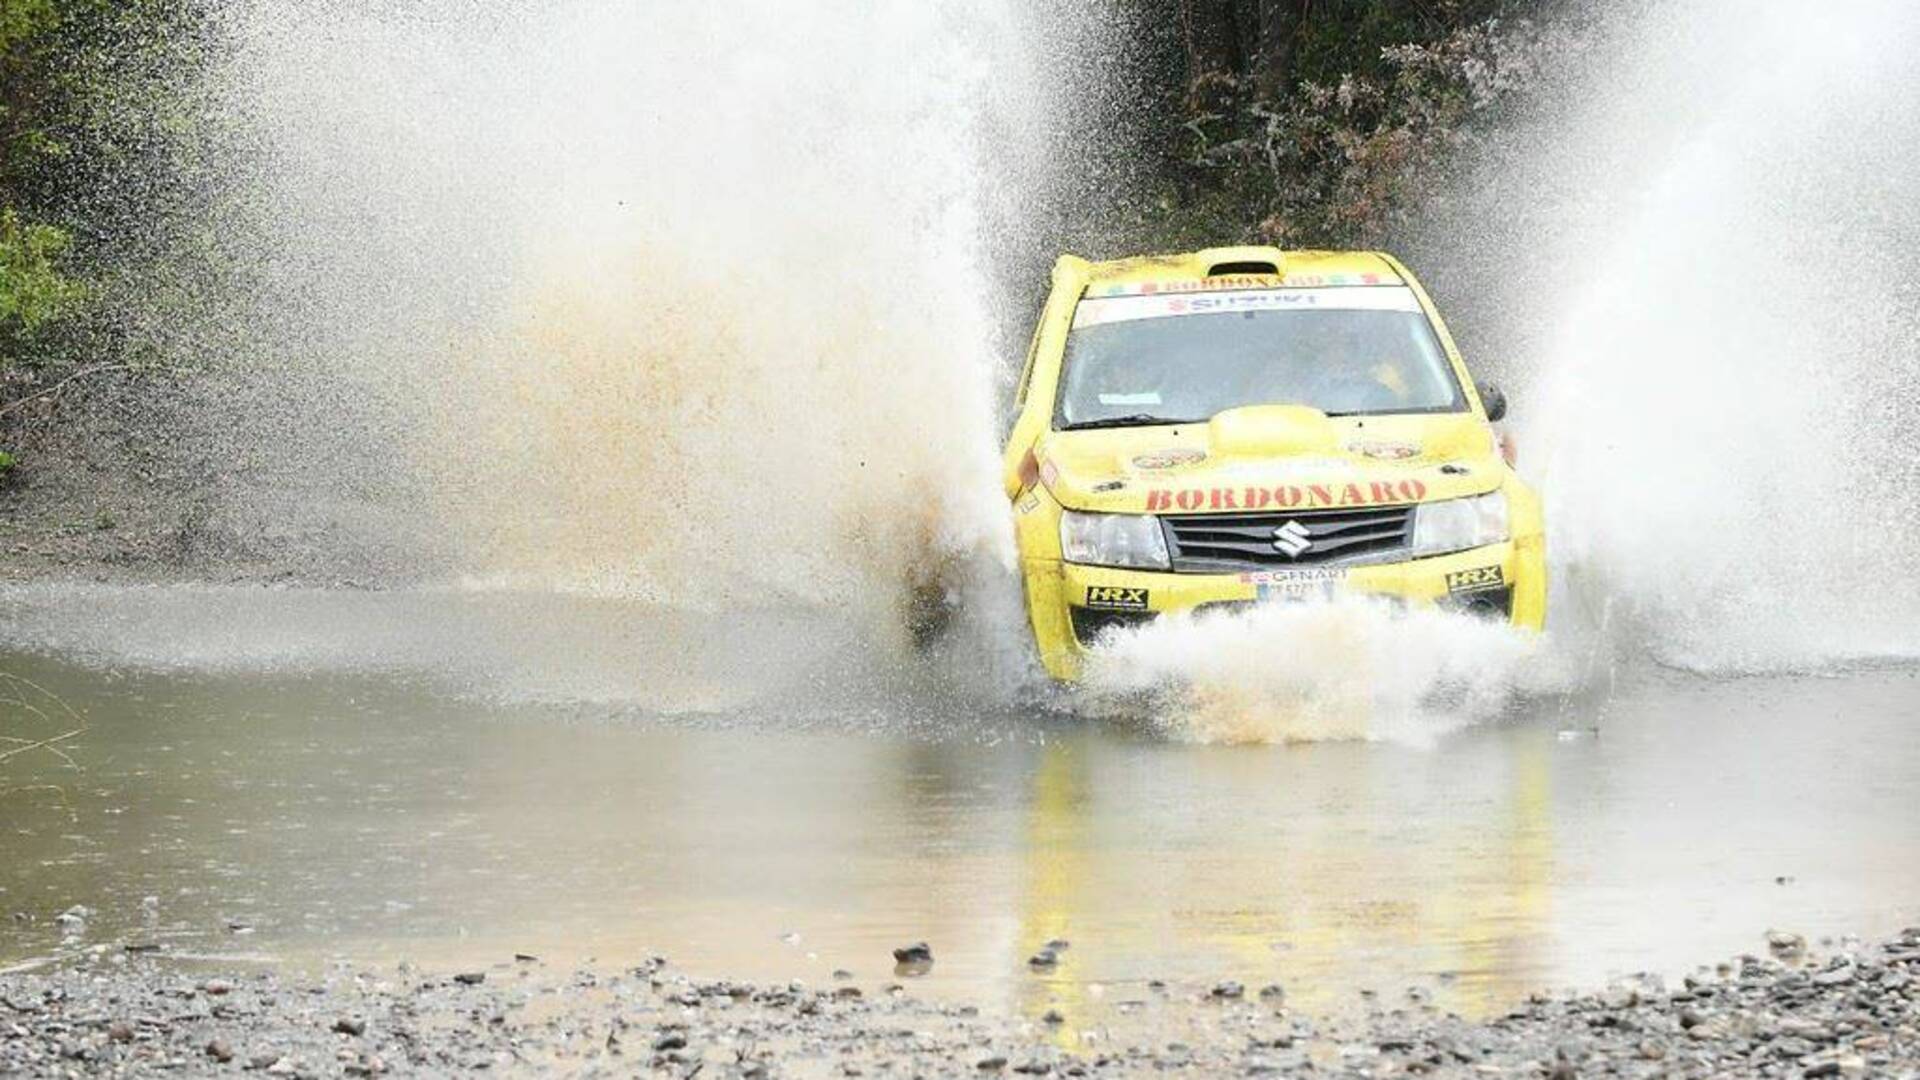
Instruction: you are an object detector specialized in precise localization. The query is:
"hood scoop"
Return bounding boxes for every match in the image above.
[1207,405,1341,458]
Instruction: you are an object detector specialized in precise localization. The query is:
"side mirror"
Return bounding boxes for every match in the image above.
[1479,382,1509,423]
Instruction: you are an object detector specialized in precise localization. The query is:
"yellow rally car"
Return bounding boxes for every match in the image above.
[1001,247,1545,682]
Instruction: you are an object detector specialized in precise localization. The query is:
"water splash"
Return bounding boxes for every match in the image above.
[1077,599,1554,746]
[1430,0,1920,674]
[220,0,1056,633]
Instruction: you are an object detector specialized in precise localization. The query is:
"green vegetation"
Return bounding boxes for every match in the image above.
[0,209,85,332]
[1113,0,1568,250]
[0,0,212,373]
[0,0,223,473]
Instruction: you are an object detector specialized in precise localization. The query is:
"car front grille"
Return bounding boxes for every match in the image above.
[1161,504,1415,572]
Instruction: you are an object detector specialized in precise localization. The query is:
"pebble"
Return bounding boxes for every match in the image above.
[891,942,933,964]
[1027,950,1058,969]
[452,972,485,986]
[0,932,1914,1077]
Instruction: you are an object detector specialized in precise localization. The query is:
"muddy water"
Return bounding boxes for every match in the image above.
[2,589,1918,1025]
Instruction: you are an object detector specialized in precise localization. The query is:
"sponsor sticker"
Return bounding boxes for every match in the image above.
[1084,586,1150,612]
[1015,493,1040,515]
[1348,440,1422,461]
[1094,272,1389,298]
[1241,568,1347,604]
[1073,287,1423,330]
[1146,479,1427,513]
[1132,448,1207,470]
[1446,566,1505,594]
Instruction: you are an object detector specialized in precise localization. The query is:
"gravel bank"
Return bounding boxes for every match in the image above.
[4,930,1917,1077]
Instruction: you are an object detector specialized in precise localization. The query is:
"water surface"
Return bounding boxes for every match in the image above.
[3,587,1917,1024]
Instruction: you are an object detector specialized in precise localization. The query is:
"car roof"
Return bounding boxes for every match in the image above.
[1078,246,1406,290]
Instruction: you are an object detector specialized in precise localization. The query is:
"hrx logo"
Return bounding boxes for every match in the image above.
[1446,566,1505,594]
[1084,586,1150,612]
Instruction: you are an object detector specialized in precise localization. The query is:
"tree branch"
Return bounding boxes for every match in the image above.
[0,363,129,418]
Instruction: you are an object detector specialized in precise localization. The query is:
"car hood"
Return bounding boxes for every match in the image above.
[1035,405,1504,515]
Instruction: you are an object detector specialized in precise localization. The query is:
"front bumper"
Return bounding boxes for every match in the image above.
[1022,541,1545,682]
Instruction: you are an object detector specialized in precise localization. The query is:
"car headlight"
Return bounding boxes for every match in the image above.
[1411,491,1510,558]
[1060,511,1170,570]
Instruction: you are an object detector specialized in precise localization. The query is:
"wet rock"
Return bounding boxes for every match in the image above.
[891,942,932,964]
[1600,985,1638,1009]
[1812,964,1856,987]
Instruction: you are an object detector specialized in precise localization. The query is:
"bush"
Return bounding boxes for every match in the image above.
[0,208,86,340]
[1163,17,1578,250]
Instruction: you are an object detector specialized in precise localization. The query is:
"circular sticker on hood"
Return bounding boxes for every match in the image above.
[1132,448,1207,470]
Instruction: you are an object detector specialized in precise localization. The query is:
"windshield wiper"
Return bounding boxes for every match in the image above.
[1059,413,1206,431]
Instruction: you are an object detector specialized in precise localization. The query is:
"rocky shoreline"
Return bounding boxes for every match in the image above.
[4,929,1917,1077]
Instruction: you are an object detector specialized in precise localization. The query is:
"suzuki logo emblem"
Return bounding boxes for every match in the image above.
[1272,520,1312,557]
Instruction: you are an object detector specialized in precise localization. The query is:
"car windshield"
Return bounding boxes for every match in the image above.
[1054,287,1465,429]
